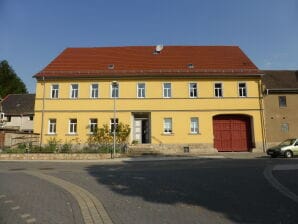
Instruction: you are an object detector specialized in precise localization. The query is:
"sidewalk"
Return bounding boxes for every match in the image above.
[0,152,268,163]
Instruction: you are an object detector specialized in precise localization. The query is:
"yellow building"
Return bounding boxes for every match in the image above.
[34,46,265,152]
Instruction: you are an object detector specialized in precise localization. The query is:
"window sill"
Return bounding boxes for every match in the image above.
[65,133,78,136]
[188,133,201,135]
[161,133,174,136]
[46,133,57,136]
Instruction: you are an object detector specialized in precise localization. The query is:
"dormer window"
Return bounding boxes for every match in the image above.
[108,64,115,70]
[187,63,194,69]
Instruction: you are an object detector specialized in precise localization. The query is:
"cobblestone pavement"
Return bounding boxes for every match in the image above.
[0,171,83,224]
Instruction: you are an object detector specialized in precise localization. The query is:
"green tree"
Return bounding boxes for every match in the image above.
[0,60,28,98]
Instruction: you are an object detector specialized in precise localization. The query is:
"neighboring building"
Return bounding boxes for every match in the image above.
[33,46,265,152]
[262,70,298,147]
[0,94,35,132]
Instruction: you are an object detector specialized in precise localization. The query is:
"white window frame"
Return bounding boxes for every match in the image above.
[48,119,56,134]
[110,118,119,133]
[69,119,77,134]
[214,82,223,98]
[163,83,172,98]
[70,84,79,99]
[189,82,198,98]
[89,118,98,134]
[111,83,119,98]
[190,117,199,134]
[163,118,172,134]
[90,83,99,98]
[51,84,59,99]
[238,82,247,97]
[137,83,146,98]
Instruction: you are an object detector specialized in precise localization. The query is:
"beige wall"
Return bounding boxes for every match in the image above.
[264,94,298,146]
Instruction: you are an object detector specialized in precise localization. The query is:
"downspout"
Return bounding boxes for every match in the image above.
[259,79,267,152]
[40,76,46,147]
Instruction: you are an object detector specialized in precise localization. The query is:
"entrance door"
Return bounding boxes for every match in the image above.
[133,113,151,144]
[134,119,142,144]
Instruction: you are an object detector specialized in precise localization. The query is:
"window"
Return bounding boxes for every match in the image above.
[214,83,223,97]
[51,84,59,98]
[238,82,247,97]
[163,118,172,134]
[281,123,289,132]
[190,117,199,134]
[137,83,146,98]
[90,84,99,98]
[279,96,287,108]
[29,116,34,121]
[163,83,171,98]
[69,119,77,134]
[48,119,56,134]
[111,82,119,98]
[89,118,98,134]
[110,118,119,133]
[0,113,4,119]
[189,83,198,98]
[70,84,79,98]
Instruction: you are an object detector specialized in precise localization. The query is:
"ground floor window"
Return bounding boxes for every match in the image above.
[48,119,56,134]
[163,118,172,134]
[69,119,77,134]
[89,118,98,134]
[190,117,199,134]
[110,118,119,133]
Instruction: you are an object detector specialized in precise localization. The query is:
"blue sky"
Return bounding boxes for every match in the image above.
[0,0,297,93]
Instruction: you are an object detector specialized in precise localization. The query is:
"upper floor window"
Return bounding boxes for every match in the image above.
[163,83,172,98]
[190,117,199,134]
[110,118,119,133]
[189,83,198,98]
[90,84,99,98]
[163,118,172,134]
[279,96,287,108]
[111,82,119,98]
[89,118,98,134]
[137,83,146,98]
[51,84,59,98]
[48,119,56,134]
[238,82,247,97]
[69,119,77,134]
[70,84,79,99]
[214,83,223,98]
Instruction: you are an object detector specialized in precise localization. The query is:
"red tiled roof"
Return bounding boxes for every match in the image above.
[34,46,261,78]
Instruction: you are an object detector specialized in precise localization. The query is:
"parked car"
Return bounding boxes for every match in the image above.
[266,138,298,158]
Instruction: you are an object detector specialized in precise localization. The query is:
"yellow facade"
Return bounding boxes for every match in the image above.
[34,77,264,151]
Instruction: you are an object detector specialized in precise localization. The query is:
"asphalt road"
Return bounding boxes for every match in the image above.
[0,156,298,224]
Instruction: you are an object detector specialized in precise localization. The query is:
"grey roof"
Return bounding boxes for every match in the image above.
[262,70,298,90]
[1,94,35,116]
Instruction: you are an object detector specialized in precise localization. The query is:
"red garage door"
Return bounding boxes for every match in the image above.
[213,115,252,152]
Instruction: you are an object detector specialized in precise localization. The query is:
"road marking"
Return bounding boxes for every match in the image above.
[273,164,298,171]
[26,218,36,223]
[264,165,298,203]
[24,171,113,224]
[20,214,31,219]
[4,200,13,203]
[11,206,20,210]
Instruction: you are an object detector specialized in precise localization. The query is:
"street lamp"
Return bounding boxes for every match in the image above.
[111,81,118,159]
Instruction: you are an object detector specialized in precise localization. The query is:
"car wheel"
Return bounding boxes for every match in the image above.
[284,150,293,158]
